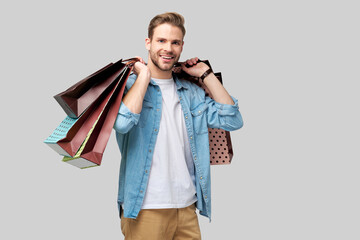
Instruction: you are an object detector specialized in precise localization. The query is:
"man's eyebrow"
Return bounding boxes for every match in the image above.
[155,37,182,42]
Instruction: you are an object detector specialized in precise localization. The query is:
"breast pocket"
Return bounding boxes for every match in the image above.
[139,100,153,128]
[191,103,209,135]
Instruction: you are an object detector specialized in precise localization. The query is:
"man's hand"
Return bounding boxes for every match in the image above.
[133,56,151,82]
[181,57,210,78]
[122,56,151,114]
[181,57,235,105]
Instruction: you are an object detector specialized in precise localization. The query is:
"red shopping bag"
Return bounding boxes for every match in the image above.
[45,58,138,168]
[62,66,133,168]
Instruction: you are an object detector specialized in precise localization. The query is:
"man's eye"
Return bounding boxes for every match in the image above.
[173,42,180,45]
[159,40,165,43]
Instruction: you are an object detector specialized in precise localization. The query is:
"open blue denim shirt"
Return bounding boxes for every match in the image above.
[113,73,243,221]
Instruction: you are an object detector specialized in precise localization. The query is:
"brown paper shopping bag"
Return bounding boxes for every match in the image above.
[61,65,133,168]
[45,58,138,168]
[54,58,137,118]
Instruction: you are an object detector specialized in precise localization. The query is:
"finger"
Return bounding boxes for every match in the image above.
[180,62,188,71]
[134,56,145,64]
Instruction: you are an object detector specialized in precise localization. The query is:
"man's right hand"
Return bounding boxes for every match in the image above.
[133,56,151,83]
[122,56,151,114]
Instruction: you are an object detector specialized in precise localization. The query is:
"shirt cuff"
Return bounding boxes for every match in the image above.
[212,96,240,116]
[119,101,140,125]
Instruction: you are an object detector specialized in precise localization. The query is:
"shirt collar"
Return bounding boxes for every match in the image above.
[148,73,189,90]
[173,73,188,90]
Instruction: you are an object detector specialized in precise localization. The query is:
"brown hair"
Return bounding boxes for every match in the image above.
[148,12,186,40]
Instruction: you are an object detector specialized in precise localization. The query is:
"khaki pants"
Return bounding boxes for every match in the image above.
[121,204,201,240]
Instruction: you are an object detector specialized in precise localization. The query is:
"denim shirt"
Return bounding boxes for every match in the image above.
[113,73,243,221]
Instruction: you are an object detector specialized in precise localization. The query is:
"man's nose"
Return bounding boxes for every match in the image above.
[163,42,172,52]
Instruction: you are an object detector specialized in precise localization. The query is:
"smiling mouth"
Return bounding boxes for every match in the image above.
[160,55,175,61]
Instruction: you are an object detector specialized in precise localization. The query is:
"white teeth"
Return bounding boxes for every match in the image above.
[161,56,174,59]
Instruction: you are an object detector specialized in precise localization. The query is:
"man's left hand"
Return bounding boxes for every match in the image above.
[180,57,210,78]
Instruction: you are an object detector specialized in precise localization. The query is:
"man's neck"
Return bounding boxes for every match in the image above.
[147,59,173,79]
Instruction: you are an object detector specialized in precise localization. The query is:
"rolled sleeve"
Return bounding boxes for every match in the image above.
[212,96,239,115]
[206,95,244,131]
[113,101,140,134]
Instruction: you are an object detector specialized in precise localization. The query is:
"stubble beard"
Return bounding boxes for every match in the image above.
[149,50,180,72]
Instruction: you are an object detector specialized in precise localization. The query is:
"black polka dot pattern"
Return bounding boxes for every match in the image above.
[208,128,233,165]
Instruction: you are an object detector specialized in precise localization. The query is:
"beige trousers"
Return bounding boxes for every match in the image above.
[121,204,201,240]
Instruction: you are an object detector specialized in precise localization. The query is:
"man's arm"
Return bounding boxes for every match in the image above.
[181,57,234,105]
[182,57,243,131]
[113,58,151,134]
[122,59,151,114]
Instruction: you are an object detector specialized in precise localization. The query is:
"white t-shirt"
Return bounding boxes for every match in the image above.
[141,78,197,209]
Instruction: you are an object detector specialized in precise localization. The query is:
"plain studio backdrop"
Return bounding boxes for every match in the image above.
[1,0,359,239]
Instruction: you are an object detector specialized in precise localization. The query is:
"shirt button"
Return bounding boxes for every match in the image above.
[157,109,160,111]
[149,149,152,152]
[194,157,197,160]
[145,170,148,173]
[190,136,193,139]
[140,190,143,193]
[185,116,188,119]
[154,129,157,132]
[204,195,207,199]
[198,110,201,114]
[179,97,182,100]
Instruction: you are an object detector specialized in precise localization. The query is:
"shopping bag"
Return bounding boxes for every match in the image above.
[173,61,234,165]
[62,65,133,169]
[54,58,136,118]
[45,58,138,169]
[44,66,127,157]
[44,116,79,156]
[208,127,234,165]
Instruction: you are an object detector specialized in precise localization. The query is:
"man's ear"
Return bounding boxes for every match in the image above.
[145,38,151,51]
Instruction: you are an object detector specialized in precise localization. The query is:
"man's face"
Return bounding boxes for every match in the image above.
[146,23,184,72]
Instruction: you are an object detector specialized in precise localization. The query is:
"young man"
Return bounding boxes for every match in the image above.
[113,12,243,239]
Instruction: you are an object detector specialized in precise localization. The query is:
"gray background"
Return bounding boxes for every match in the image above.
[1,0,359,239]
